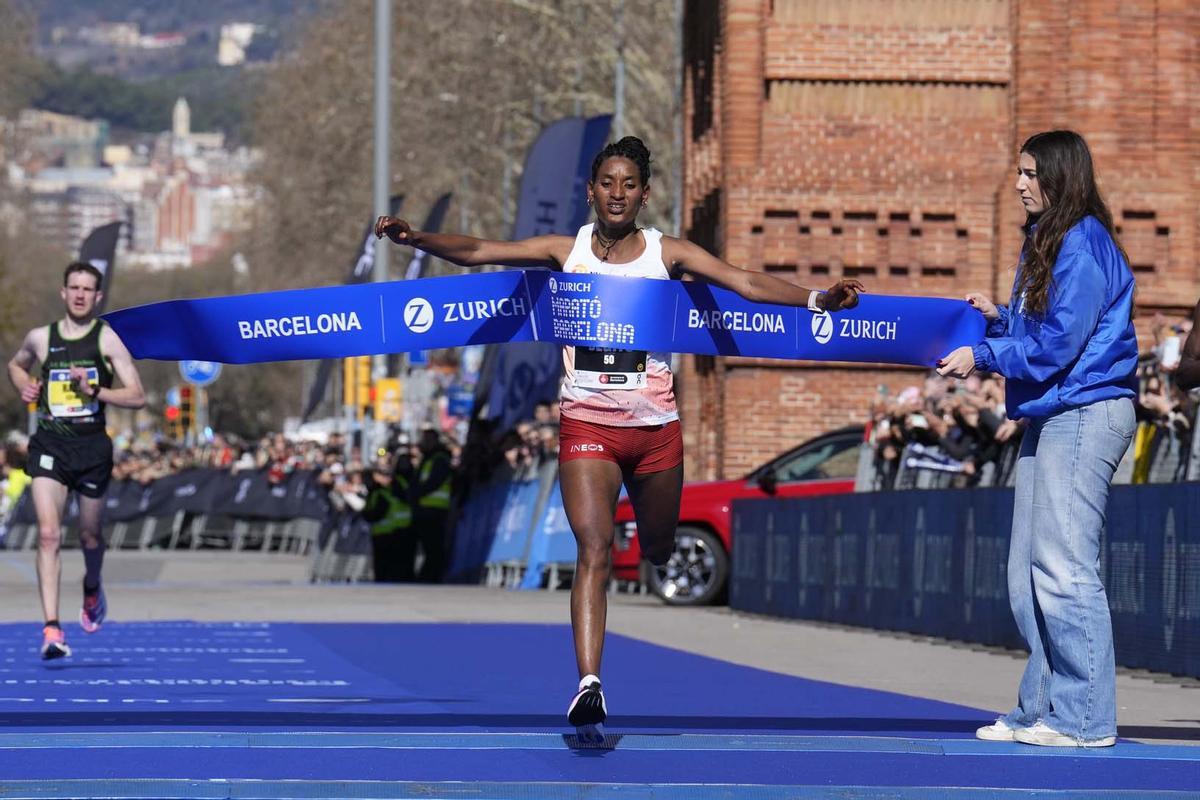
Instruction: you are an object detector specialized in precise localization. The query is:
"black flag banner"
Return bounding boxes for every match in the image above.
[301,195,405,423]
[78,221,122,313]
[390,192,454,374]
[480,114,611,434]
[402,192,453,281]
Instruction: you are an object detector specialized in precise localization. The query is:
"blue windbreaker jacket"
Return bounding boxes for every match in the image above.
[972,216,1138,420]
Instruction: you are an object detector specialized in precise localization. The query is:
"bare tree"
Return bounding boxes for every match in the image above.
[0,0,36,120]
[246,0,678,291]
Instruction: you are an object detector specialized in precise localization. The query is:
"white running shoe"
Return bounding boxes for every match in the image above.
[1014,721,1116,748]
[976,718,1019,742]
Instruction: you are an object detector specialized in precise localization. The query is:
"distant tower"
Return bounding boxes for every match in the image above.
[172,97,191,140]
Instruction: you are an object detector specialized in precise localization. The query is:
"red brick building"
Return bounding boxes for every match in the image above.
[679,0,1200,479]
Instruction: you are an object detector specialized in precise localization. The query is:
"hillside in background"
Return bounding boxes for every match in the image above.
[29,0,313,37]
[18,0,318,138]
[30,63,256,140]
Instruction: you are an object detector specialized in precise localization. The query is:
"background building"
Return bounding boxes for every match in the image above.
[6,98,257,270]
[679,0,1200,479]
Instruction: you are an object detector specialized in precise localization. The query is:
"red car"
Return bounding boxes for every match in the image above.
[611,425,866,605]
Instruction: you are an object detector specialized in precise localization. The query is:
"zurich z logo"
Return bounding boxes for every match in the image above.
[811,311,833,345]
[404,298,434,333]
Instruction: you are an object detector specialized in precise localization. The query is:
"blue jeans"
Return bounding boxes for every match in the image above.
[1002,397,1134,740]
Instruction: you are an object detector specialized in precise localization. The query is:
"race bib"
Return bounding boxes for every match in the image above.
[47,367,99,418]
[574,347,647,391]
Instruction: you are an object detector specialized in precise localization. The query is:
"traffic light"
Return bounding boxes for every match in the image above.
[356,356,371,418]
[342,356,373,419]
[179,384,194,436]
[165,401,181,439]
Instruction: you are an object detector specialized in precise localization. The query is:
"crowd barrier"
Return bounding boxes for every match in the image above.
[856,440,1022,492]
[0,461,581,588]
[857,416,1200,493]
[730,483,1200,679]
[0,468,357,580]
[447,461,579,589]
[308,510,374,583]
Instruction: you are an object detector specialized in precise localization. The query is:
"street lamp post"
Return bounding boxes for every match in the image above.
[368,0,392,462]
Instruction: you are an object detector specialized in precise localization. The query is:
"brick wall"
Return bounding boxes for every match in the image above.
[1003,0,1200,315]
[681,0,1200,480]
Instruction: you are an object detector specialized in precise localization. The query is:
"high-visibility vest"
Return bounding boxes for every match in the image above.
[370,474,411,535]
[417,453,452,510]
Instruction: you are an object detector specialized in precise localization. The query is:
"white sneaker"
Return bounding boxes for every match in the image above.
[1013,721,1116,748]
[976,719,1018,742]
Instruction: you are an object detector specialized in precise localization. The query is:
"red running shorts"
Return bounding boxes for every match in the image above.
[558,416,683,475]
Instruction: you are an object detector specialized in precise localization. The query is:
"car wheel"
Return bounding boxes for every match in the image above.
[645,526,729,606]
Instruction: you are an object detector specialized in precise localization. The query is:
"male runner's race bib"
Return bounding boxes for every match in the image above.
[46,367,100,418]
[574,347,647,390]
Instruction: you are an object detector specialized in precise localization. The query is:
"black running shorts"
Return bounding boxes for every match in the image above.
[26,430,114,498]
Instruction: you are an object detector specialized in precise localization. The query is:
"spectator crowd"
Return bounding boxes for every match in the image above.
[864,308,1200,490]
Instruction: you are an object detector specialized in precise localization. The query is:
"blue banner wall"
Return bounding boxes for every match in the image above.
[731,484,1200,679]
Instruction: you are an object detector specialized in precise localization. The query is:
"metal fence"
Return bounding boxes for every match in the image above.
[856,415,1200,493]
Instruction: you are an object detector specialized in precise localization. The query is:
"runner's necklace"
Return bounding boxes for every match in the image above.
[594,226,639,262]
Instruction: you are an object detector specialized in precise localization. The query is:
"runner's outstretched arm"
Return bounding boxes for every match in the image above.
[664,237,863,311]
[375,216,571,270]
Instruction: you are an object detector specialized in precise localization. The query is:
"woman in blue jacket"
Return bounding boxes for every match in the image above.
[938,130,1138,748]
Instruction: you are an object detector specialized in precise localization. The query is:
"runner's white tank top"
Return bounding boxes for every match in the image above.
[558,224,678,427]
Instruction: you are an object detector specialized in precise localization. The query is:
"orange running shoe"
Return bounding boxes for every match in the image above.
[40,625,70,660]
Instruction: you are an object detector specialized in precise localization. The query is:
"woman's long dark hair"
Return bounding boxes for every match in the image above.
[1017,130,1127,317]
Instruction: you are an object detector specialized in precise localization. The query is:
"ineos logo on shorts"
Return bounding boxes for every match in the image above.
[549,277,558,294]
[404,298,434,333]
[570,443,604,453]
[811,311,833,345]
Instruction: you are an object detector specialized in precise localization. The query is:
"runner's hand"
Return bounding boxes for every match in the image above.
[822,279,864,311]
[20,379,40,404]
[69,366,96,398]
[375,216,412,245]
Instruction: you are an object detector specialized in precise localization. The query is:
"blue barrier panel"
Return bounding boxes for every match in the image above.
[730,498,770,615]
[519,481,578,589]
[962,489,1021,649]
[763,499,799,619]
[732,483,1200,678]
[1105,484,1147,670]
[858,491,907,632]
[909,490,965,640]
[484,479,543,566]
[1106,483,1200,678]
[447,481,509,580]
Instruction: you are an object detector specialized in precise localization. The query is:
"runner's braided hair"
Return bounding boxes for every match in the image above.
[590,136,652,184]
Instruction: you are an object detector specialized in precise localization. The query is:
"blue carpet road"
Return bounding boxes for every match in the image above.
[0,620,1194,799]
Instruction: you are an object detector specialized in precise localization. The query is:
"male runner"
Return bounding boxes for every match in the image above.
[7,262,145,659]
